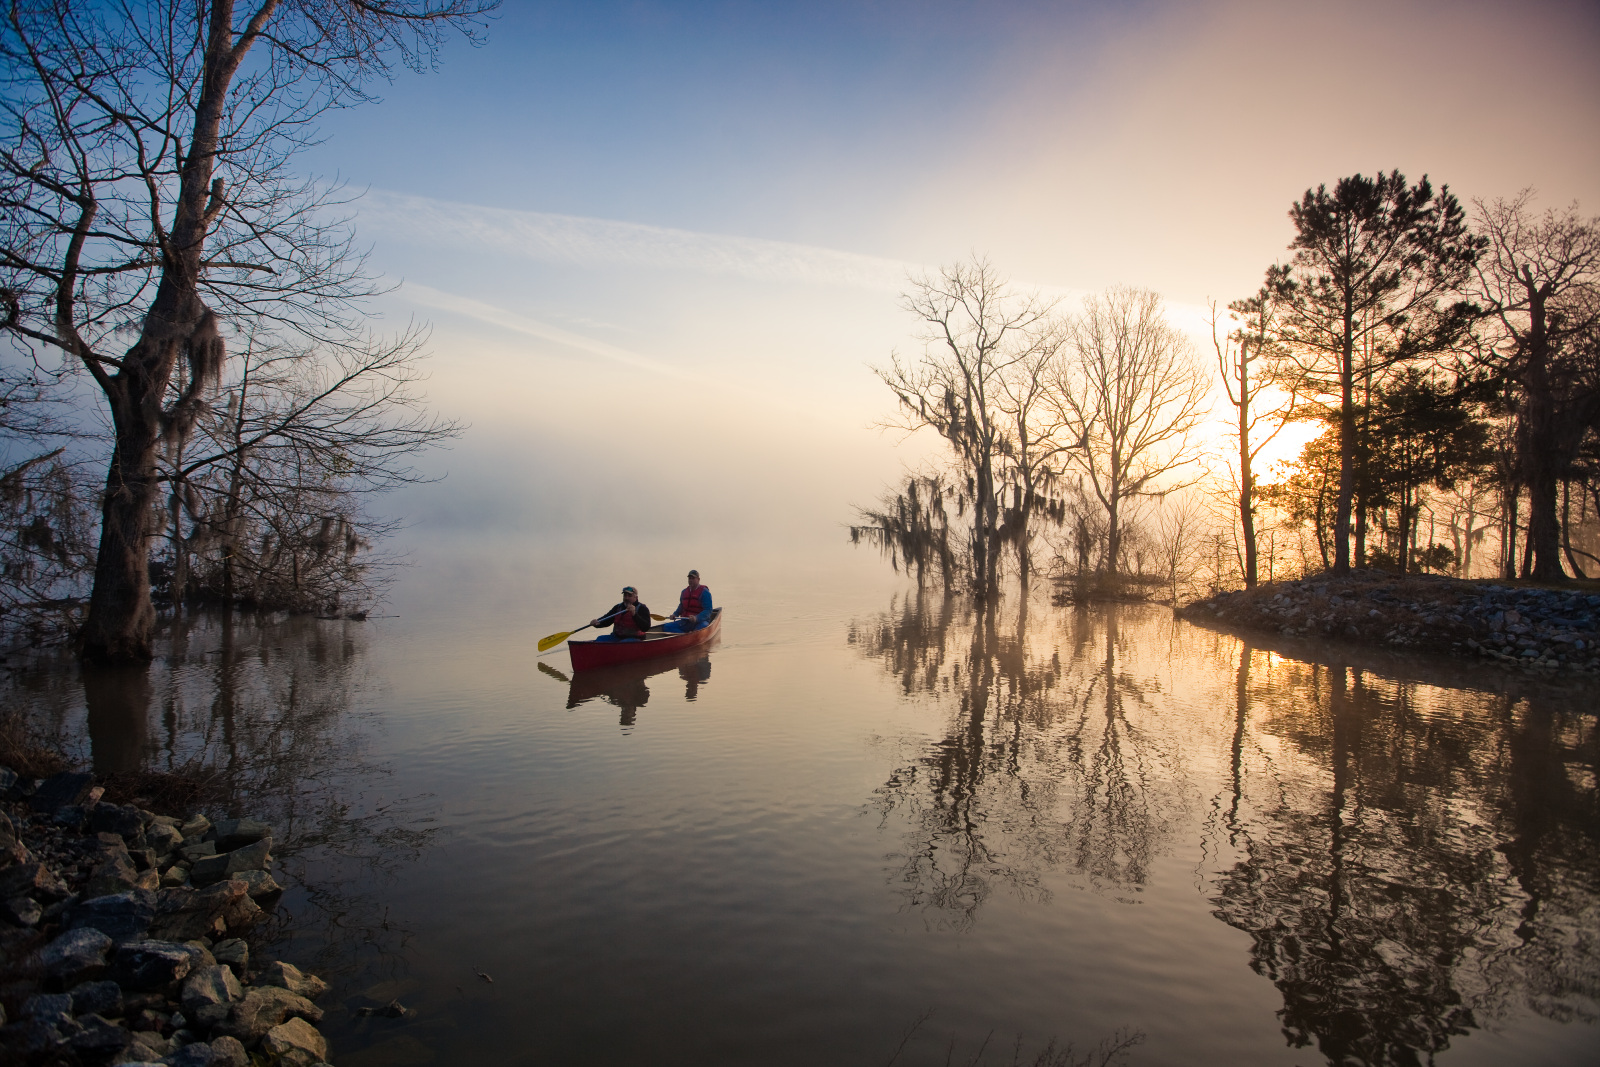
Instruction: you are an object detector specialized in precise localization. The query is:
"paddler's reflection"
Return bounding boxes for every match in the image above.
[559,648,715,729]
[680,657,711,700]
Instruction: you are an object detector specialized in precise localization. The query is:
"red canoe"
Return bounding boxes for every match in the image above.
[567,608,723,671]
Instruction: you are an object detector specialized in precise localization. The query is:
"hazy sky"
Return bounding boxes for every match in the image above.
[305,0,1600,544]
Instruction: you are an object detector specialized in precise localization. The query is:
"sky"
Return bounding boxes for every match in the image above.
[295,0,1600,548]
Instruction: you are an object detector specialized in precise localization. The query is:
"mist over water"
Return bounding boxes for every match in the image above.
[8,519,1597,1066]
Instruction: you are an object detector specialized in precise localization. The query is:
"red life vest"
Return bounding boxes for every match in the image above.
[613,604,646,635]
[679,584,706,616]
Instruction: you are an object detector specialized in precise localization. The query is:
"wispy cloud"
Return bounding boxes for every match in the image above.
[402,284,691,379]
[361,190,915,290]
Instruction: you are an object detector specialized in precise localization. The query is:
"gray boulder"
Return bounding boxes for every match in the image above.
[67,1012,132,1056]
[146,821,184,857]
[212,819,272,851]
[113,940,195,990]
[71,979,124,1017]
[235,870,281,899]
[68,890,158,943]
[2,894,43,926]
[213,986,322,1044]
[38,926,112,986]
[181,964,243,1017]
[149,880,262,941]
[90,802,149,840]
[211,939,248,972]
[255,961,327,1001]
[21,992,72,1019]
[188,838,271,888]
[30,770,96,814]
[0,860,70,900]
[260,1017,328,1066]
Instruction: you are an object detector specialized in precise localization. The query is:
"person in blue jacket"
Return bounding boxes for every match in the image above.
[663,569,713,632]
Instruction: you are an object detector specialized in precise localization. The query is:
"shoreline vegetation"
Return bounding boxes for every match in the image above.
[1176,571,1600,674]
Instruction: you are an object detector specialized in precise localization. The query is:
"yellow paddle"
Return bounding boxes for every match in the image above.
[537,611,672,653]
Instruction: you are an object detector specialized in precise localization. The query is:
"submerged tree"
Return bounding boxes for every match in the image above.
[873,259,1056,597]
[0,0,492,661]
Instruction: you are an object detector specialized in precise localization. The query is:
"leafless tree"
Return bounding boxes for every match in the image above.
[0,0,492,661]
[874,258,1055,597]
[1051,287,1210,577]
[158,324,460,612]
[1469,192,1600,580]
[1211,271,1298,588]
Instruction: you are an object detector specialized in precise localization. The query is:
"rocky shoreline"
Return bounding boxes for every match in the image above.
[0,767,335,1066]
[1180,572,1600,673]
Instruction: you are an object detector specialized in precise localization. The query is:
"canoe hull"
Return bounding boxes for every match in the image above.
[568,608,723,671]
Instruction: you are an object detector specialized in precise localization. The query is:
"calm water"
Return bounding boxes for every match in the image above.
[7,536,1598,1067]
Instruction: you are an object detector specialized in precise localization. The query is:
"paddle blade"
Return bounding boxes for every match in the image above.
[537,630,574,653]
[536,661,571,683]
[650,613,668,621]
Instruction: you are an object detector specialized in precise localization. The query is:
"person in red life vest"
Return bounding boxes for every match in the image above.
[591,586,652,641]
[664,569,713,633]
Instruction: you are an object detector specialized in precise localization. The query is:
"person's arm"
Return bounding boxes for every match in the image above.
[699,588,712,612]
[633,604,652,630]
[592,602,624,627]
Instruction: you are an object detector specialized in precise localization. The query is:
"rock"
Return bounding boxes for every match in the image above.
[146,822,184,857]
[125,1028,173,1060]
[213,986,322,1044]
[181,964,243,1017]
[178,815,212,840]
[71,979,124,1017]
[113,940,195,990]
[21,991,73,1019]
[84,851,144,897]
[91,802,150,840]
[0,860,70,900]
[149,881,262,942]
[189,838,271,888]
[129,1007,169,1032]
[161,866,191,889]
[256,961,328,1001]
[207,1034,248,1067]
[68,890,158,943]
[0,766,17,797]
[211,939,248,972]
[212,819,272,852]
[236,870,282,899]
[38,926,112,986]
[67,1012,132,1056]
[2,895,43,927]
[260,1016,328,1066]
[30,770,97,814]
[181,940,217,968]
[129,847,158,871]
[178,841,217,863]
[2,1017,67,1055]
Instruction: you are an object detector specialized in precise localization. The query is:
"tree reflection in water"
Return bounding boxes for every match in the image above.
[1206,643,1599,1064]
[9,612,440,984]
[854,591,1599,1062]
[851,589,1187,929]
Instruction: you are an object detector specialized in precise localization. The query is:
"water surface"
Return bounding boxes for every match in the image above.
[8,539,1597,1066]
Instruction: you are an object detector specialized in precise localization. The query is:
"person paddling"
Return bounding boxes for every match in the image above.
[592,586,652,641]
[664,569,713,632]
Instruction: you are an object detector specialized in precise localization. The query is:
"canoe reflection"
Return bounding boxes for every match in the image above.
[561,640,718,728]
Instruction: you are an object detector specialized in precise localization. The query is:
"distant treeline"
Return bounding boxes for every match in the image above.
[854,175,1600,598]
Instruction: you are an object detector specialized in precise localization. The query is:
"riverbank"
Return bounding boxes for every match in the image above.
[1179,572,1600,673]
[0,761,336,1066]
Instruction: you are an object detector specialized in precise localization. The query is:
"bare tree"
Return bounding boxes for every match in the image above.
[875,258,1055,597]
[1211,271,1298,588]
[0,0,492,661]
[1052,287,1209,577]
[158,324,460,612]
[1469,193,1600,580]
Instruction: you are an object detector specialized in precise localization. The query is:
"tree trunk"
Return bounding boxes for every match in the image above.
[1521,288,1568,580]
[1333,309,1356,574]
[1239,378,1257,588]
[80,1,245,661]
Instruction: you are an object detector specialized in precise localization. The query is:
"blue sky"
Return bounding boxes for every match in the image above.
[287,0,1600,542]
